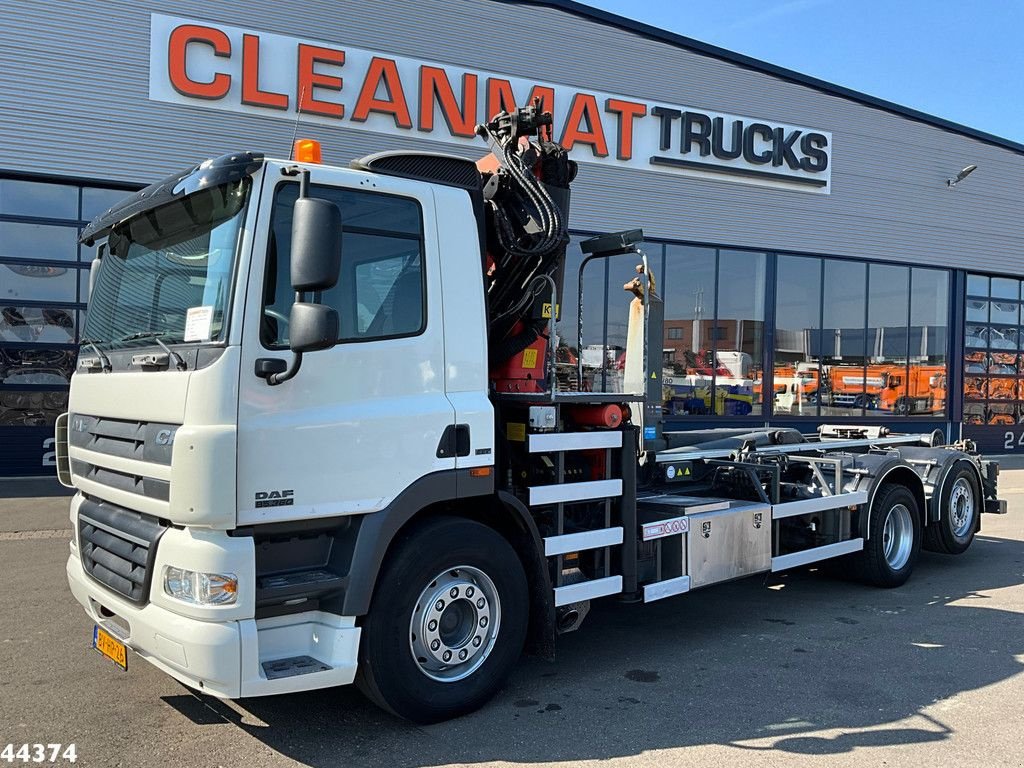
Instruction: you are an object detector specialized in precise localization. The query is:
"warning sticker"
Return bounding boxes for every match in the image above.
[184,306,214,342]
[522,348,539,369]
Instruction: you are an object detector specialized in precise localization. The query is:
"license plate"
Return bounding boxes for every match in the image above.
[92,625,128,670]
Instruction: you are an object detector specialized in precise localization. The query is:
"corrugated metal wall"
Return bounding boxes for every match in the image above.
[1,0,1022,274]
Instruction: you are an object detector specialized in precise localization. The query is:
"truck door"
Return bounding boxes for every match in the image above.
[236,171,455,524]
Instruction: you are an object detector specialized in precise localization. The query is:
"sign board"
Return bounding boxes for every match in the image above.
[149,14,833,193]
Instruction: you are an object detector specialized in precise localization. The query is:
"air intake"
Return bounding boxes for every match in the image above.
[351,151,481,190]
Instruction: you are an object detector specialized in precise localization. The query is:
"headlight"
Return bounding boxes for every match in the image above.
[163,566,238,605]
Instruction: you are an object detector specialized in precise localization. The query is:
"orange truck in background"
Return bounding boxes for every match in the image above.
[877,365,946,414]
[828,363,945,414]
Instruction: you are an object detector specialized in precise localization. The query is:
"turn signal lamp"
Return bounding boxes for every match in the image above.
[294,138,322,164]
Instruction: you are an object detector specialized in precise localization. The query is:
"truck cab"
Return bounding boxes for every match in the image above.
[63,148,497,701]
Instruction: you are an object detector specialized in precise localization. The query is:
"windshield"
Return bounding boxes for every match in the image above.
[84,178,250,348]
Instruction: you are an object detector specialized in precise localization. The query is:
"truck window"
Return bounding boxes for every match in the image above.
[261,183,424,347]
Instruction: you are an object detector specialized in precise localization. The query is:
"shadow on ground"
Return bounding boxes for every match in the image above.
[163,532,1024,767]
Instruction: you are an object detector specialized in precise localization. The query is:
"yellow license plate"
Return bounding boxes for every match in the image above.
[92,626,128,670]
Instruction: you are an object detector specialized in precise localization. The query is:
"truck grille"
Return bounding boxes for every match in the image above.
[67,414,177,504]
[78,498,166,604]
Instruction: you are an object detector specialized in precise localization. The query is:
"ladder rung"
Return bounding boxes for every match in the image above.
[554,575,622,607]
[529,479,622,506]
[772,491,868,520]
[643,575,691,602]
[545,527,623,556]
[771,538,863,572]
[529,431,623,453]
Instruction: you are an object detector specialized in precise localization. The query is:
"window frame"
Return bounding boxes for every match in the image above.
[259,180,428,351]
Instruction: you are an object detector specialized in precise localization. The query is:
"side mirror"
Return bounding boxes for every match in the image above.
[291,197,343,292]
[288,302,339,353]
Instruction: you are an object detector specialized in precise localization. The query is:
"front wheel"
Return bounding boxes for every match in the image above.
[853,483,922,587]
[356,517,528,723]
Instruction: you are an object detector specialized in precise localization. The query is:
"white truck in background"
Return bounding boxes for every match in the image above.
[59,106,1004,723]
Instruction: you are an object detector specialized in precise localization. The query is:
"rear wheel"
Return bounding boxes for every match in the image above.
[356,517,528,723]
[853,483,921,587]
[924,464,979,555]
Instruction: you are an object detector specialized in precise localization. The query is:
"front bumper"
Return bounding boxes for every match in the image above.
[67,550,361,698]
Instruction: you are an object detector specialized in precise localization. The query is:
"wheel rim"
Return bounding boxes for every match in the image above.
[949,477,976,538]
[409,565,500,683]
[882,503,914,570]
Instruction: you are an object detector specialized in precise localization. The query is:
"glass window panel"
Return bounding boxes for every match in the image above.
[989,352,1018,376]
[714,250,765,416]
[965,298,989,323]
[987,402,1016,425]
[662,245,717,415]
[867,264,909,414]
[0,347,76,387]
[774,255,821,417]
[0,388,69,426]
[78,268,90,304]
[0,305,77,344]
[963,401,985,426]
[262,183,423,347]
[0,179,78,220]
[910,267,949,417]
[963,351,988,375]
[0,262,77,302]
[0,222,79,262]
[966,274,989,297]
[82,187,132,221]
[821,259,867,416]
[599,248,658,395]
[990,300,1019,326]
[963,374,986,399]
[557,236,606,391]
[988,377,1017,401]
[965,325,987,349]
[991,278,1019,300]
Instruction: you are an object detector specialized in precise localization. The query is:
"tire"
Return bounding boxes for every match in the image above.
[852,483,922,587]
[356,516,529,723]
[923,464,980,555]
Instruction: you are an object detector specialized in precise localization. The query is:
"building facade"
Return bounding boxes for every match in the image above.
[1,0,1023,475]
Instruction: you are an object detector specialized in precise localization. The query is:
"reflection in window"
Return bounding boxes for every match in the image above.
[774,255,821,416]
[0,222,79,262]
[662,245,717,415]
[0,347,76,386]
[0,305,77,344]
[0,179,78,219]
[909,268,949,417]
[82,187,132,221]
[963,273,1023,426]
[715,250,765,415]
[0,262,77,302]
[868,264,909,414]
[0,388,69,426]
[822,259,867,416]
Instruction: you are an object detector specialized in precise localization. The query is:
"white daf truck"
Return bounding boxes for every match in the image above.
[59,106,1004,722]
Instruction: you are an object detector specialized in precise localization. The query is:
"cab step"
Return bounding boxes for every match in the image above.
[261,655,332,680]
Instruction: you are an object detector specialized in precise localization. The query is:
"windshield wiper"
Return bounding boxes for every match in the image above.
[79,338,112,373]
[118,331,188,371]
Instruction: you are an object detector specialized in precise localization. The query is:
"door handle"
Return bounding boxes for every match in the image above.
[436,424,471,458]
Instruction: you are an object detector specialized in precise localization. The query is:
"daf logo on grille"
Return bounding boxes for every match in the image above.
[155,429,175,445]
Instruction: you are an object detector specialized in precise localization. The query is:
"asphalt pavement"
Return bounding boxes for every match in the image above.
[1,471,1022,768]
